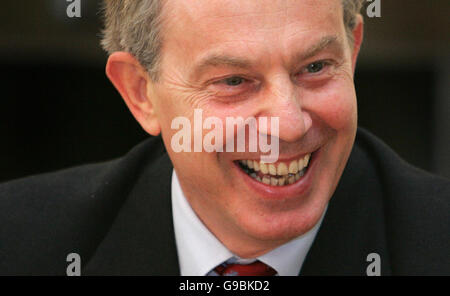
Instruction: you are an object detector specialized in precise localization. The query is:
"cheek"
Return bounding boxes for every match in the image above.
[308,80,357,132]
[153,89,197,140]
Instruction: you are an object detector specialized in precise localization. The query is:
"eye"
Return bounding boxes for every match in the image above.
[296,60,334,82]
[207,75,256,100]
[306,61,325,73]
[223,76,245,86]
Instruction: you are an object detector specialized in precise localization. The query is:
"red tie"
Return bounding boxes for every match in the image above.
[214,260,277,276]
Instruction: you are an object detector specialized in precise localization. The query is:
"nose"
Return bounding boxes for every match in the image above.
[257,75,312,143]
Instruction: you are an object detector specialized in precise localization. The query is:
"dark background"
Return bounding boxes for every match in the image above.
[0,0,449,182]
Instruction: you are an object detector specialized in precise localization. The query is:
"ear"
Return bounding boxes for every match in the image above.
[350,14,364,74]
[106,52,161,136]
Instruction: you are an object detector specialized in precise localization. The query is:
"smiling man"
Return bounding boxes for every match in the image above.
[0,0,449,276]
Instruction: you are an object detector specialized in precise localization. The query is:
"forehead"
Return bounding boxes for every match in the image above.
[164,0,343,26]
[161,0,346,71]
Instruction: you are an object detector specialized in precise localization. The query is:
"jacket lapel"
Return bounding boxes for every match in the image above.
[83,152,180,275]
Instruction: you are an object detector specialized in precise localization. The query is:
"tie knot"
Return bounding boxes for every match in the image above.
[214,260,277,276]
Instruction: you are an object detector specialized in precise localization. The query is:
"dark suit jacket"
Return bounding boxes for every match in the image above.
[0,128,449,275]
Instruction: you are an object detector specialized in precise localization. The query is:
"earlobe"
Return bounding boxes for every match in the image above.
[351,14,364,74]
[106,52,161,136]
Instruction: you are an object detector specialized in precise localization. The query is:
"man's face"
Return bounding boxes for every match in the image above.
[149,0,359,256]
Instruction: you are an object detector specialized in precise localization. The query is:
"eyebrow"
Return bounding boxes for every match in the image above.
[296,35,341,61]
[194,55,253,76]
[192,35,341,78]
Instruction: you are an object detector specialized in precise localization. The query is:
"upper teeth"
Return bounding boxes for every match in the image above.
[240,153,311,176]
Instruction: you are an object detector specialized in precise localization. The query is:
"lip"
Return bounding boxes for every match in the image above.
[233,148,321,200]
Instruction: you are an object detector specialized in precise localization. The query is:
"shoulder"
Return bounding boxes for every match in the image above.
[0,136,167,275]
[354,128,450,274]
[354,127,450,205]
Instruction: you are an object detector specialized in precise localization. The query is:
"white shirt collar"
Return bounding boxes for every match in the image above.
[171,170,326,276]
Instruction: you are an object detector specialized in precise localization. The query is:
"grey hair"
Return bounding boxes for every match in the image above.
[100,0,164,80]
[101,0,364,81]
[342,0,365,44]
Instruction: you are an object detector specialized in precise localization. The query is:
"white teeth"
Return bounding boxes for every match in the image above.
[246,170,307,186]
[239,152,312,186]
[239,153,311,174]
[288,160,298,174]
[260,162,268,174]
[298,158,304,171]
[277,163,288,175]
[253,161,260,171]
[303,154,310,167]
[298,153,311,171]
[268,164,277,176]
[271,177,278,186]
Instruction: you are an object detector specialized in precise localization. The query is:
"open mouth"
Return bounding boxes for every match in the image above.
[236,153,312,187]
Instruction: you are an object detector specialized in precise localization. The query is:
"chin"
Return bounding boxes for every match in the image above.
[236,195,328,243]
